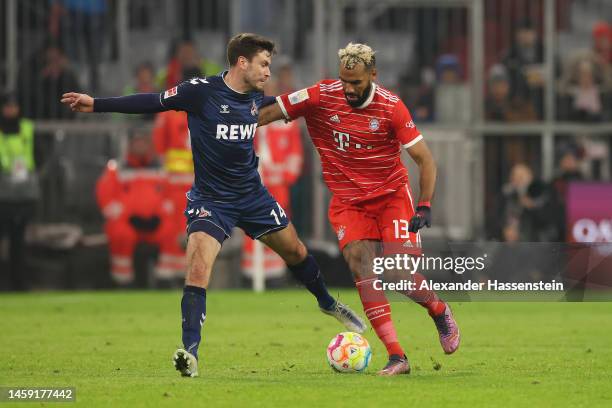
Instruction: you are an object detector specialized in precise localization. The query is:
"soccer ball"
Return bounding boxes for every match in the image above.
[326,332,372,373]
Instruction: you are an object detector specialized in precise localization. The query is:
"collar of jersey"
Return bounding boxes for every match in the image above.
[221,71,251,97]
[355,82,377,110]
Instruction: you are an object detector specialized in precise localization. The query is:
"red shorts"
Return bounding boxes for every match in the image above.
[328,184,421,251]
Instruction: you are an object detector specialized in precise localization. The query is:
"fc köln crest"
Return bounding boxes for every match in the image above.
[251,100,258,116]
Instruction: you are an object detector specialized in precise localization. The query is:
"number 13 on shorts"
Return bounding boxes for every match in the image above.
[270,203,287,225]
[393,219,410,239]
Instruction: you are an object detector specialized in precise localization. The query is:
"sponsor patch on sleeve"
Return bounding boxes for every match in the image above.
[288,89,309,105]
[164,86,178,99]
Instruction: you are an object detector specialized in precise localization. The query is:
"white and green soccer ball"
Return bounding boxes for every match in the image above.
[326,332,372,373]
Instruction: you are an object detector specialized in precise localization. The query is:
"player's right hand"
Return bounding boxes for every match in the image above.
[61,92,94,113]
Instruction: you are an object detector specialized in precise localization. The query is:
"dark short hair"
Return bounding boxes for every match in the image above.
[227,33,276,66]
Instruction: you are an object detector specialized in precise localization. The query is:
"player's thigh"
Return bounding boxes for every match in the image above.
[328,197,380,251]
[185,231,221,288]
[237,187,290,242]
[258,222,306,265]
[342,240,381,280]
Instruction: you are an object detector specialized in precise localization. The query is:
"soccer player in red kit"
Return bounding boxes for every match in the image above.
[258,43,460,375]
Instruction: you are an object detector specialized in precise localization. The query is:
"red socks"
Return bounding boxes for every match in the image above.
[402,272,446,316]
[354,272,446,357]
[355,278,405,357]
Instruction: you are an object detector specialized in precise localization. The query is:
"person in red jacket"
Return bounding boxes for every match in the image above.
[152,109,192,280]
[96,129,181,286]
[242,79,304,280]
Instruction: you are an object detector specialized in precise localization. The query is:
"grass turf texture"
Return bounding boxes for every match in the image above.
[1,290,611,407]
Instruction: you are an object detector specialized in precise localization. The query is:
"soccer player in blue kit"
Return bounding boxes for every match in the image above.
[61,33,366,377]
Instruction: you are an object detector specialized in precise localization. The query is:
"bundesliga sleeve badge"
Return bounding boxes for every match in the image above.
[288,89,309,105]
[164,86,178,99]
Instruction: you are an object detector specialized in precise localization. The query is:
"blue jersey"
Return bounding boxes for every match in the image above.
[159,73,270,201]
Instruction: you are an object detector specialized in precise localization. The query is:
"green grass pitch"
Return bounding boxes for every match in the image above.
[1,290,611,407]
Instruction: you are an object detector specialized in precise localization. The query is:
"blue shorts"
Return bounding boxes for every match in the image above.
[185,186,289,244]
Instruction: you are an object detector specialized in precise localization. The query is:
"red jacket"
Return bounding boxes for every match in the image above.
[152,110,194,185]
[255,120,303,187]
[96,154,171,221]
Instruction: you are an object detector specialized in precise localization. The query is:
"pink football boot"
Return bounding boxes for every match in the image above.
[377,354,411,376]
[431,304,460,354]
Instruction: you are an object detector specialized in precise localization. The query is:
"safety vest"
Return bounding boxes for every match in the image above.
[0,119,35,174]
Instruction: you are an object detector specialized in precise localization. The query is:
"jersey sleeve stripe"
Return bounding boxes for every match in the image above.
[402,134,423,149]
[276,96,290,120]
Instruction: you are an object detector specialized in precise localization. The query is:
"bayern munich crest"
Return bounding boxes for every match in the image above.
[369,118,379,131]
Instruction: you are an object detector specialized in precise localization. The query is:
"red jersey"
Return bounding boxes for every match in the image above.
[276,80,422,203]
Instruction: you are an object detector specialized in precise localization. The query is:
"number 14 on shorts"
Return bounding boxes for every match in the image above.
[270,203,287,225]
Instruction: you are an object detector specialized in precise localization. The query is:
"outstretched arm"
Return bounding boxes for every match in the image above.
[258,102,286,126]
[61,92,168,114]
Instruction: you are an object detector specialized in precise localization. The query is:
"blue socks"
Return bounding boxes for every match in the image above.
[181,285,207,360]
[288,254,335,310]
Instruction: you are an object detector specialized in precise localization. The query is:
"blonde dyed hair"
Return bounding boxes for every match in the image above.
[338,42,376,70]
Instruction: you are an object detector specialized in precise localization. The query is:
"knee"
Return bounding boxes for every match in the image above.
[343,245,372,280]
[284,240,308,266]
[187,260,211,287]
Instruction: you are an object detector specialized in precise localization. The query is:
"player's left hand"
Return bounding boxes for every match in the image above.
[408,205,431,233]
[60,92,94,112]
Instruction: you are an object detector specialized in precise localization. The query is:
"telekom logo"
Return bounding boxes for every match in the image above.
[333,130,350,152]
[572,219,612,242]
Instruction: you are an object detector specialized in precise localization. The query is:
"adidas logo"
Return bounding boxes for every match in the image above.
[330,114,340,123]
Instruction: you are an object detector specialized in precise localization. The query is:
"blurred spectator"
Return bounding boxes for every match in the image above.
[550,145,585,241]
[502,217,520,243]
[122,62,158,121]
[20,44,80,120]
[242,79,304,281]
[485,64,538,121]
[434,54,470,123]
[49,0,108,92]
[276,57,297,94]
[413,67,435,122]
[124,62,158,95]
[562,58,605,122]
[501,19,545,119]
[498,163,554,241]
[0,93,40,291]
[558,23,612,122]
[96,130,182,287]
[151,113,192,285]
[157,40,222,89]
[592,22,612,67]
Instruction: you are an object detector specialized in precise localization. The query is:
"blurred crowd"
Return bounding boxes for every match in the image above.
[2,21,308,288]
[494,143,585,242]
[407,19,612,123]
[2,0,612,290]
